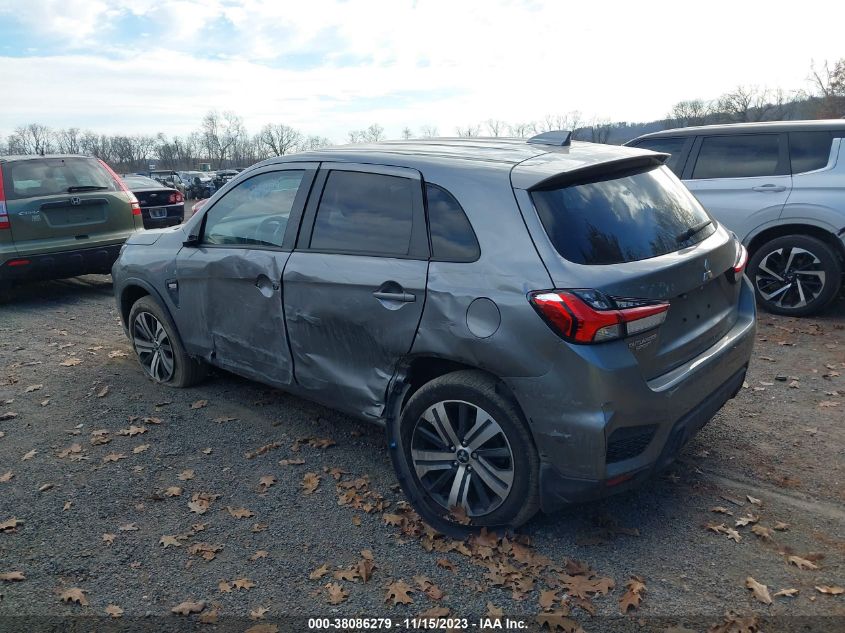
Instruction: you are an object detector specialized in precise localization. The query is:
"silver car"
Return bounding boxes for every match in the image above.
[627,120,845,316]
[112,133,755,531]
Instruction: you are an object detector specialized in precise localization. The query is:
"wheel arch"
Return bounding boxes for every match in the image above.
[746,222,845,263]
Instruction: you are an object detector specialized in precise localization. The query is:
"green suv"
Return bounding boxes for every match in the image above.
[0,155,142,293]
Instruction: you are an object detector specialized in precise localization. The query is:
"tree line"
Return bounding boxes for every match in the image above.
[2,58,842,173]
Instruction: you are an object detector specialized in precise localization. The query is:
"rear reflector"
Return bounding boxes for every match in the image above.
[7,259,30,267]
[729,243,748,282]
[529,289,669,344]
[0,164,8,230]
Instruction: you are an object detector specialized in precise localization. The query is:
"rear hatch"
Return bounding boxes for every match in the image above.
[1,157,139,254]
[517,160,743,380]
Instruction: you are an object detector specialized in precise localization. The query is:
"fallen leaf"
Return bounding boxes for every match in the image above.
[250,606,270,620]
[63,501,72,511]
[108,350,128,358]
[104,604,123,618]
[751,525,774,541]
[213,416,237,423]
[38,483,54,493]
[0,517,22,532]
[735,514,759,527]
[486,602,503,618]
[710,506,733,515]
[22,449,37,461]
[117,425,147,437]
[177,469,195,481]
[133,444,150,454]
[0,571,25,581]
[102,452,126,463]
[258,475,276,489]
[171,600,205,615]
[102,533,116,545]
[539,589,558,610]
[745,576,772,605]
[118,523,138,531]
[233,577,256,590]
[164,486,182,497]
[788,555,819,570]
[326,582,348,604]
[773,588,799,598]
[60,357,82,366]
[200,609,219,624]
[59,587,89,606]
[279,457,305,466]
[815,585,844,595]
[773,521,790,531]
[310,564,330,580]
[97,386,110,398]
[0,471,13,483]
[619,576,646,613]
[726,528,742,543]
[190,400,208,409]
[436,558,455,571]
[536,611,583,632]
[202,447,212,455]
[24,384,42,393]
[159,535,182,548]
[385,579,414,605]
[249,549,269,562]
[302,472,320,494]
[226,506,255,519]
[0,411,18,421]
[746,495,762,506]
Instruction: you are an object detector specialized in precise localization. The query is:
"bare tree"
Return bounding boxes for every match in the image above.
[419,124,438,138]
[455,124,481,138]
[717,86,779,122]
[8,123,54,155]
[809,58,845,117]
[200,110,245,168]
[363,123,385,142]
[508,122,535,138]
[55,127,82,154]
[302,135,332,150]
[587,118,612,144]
[258,123,303,156]
[401,127,413,140]
[486,119,506,137]
[667,99,714,127]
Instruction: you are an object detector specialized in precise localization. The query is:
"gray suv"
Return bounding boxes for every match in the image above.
[627,120,845,316]
[112,134,755,530]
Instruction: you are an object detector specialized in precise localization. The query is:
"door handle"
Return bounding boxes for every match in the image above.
[373,290,415,303]
[751,184,786,192]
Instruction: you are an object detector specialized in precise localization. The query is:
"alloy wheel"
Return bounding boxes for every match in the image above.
[132,311,175,382]
[410,400,514,517]
[755,246,826,309]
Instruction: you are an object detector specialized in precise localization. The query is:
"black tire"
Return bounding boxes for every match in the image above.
[127,295,206,387]
[388,370,540,534]
[748,235,842,316]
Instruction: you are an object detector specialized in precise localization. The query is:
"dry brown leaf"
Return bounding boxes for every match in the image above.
[226,506,255,519]
[171,600,205,615]
[102,452,126,463]
[60,357,82,366]
[24,384,42,393]
[326,582,348,604]
[486,602,503,618]
[302,472,320,494]
[38,483,54,493]
[0,517,22,532]
[735,514,759,527]
[279,457,305,466]
[63,501,72,511]
[159,535,182,548]
[0,571,25,581]
[745,576,772,605]
[118,523,138,531]
[310,564,331,580]
[788,555,819,570]
[132,444,150,454]
[104,604,123,618]
[710,506,733,515]
[164,486,182,497]
[351,515,362,526]
[218,580,232,593]
[725,528,742,542]
[190,400,208,409]
[746,495,762,506]
[200,609,219,624]
[773,521,790,531]
[258,475,276,489]
[59,587,89,606]
[250,550,269,561]
[0,471,13,483]
[22,449,37,461]
[619,576,646,613]
[202,447,212,455]
[815,585,844,595]
[358,556,375,582]
[436,558,455,571]
[97,386,110,398]
[539,589,558,610]
[751,525,774,540]
[536,611,584,632]
[773,588,799,598]
[233,577,256,590]
[385,579,414,605]
[250,606,270,620]
[102,533,116,545]
[177,469,195,481]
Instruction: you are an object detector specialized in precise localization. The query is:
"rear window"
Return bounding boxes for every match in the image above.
[789,131,832,173]
[531,165,715,265]
[4,157,117,200]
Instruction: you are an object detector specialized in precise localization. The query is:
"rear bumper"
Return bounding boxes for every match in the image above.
[537,365,747,512]
[505,277,756,512]
[141,204,183,229]
[0,243,123,282]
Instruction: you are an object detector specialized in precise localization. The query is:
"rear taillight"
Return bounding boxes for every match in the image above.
[728,243,748,283]
[169,192,183,204]
[130,196,142,216]
[0,164,8,230]
[529,289,669,344]
[97,159,131,193]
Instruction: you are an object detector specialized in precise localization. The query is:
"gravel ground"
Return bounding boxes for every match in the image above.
[0,276,843,633]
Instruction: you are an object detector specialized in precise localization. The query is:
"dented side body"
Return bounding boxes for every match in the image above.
[113,138,756,513]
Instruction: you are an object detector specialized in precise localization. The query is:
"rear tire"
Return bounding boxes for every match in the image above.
[128,296,206,387]
[748,235,841,317]
[388,370,540,534]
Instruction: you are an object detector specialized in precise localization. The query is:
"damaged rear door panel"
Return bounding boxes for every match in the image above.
[283,164,429,420]
[174,164,316,387]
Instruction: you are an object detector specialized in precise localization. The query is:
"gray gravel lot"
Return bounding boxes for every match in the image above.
[0,277,843,633]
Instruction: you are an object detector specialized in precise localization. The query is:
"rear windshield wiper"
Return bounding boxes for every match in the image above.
[67,185,109,192]
[676,219,712,243]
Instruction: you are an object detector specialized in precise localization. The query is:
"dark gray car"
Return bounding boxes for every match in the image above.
[112,134,756,531]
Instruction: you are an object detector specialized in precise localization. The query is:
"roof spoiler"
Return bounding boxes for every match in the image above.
[527,130,572,147]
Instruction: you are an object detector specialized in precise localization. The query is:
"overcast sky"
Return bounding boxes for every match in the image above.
[1,0,843,141]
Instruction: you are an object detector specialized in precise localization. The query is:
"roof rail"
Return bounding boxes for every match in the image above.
[526,130,572,147]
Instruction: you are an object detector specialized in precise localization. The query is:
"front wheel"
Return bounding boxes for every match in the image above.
[128,296,206,387]
[748,235,842,316]
[389,370,540,533]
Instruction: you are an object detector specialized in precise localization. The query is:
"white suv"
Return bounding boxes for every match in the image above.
[627,120,845,316]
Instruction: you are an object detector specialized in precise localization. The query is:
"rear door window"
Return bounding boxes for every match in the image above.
[425,183,480,262]
[4,158,117,200]
[310,171,415,256]
[691,134,780,179]
[531,165,714,265]
[630,137,687,175]
[789,131,833,173]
